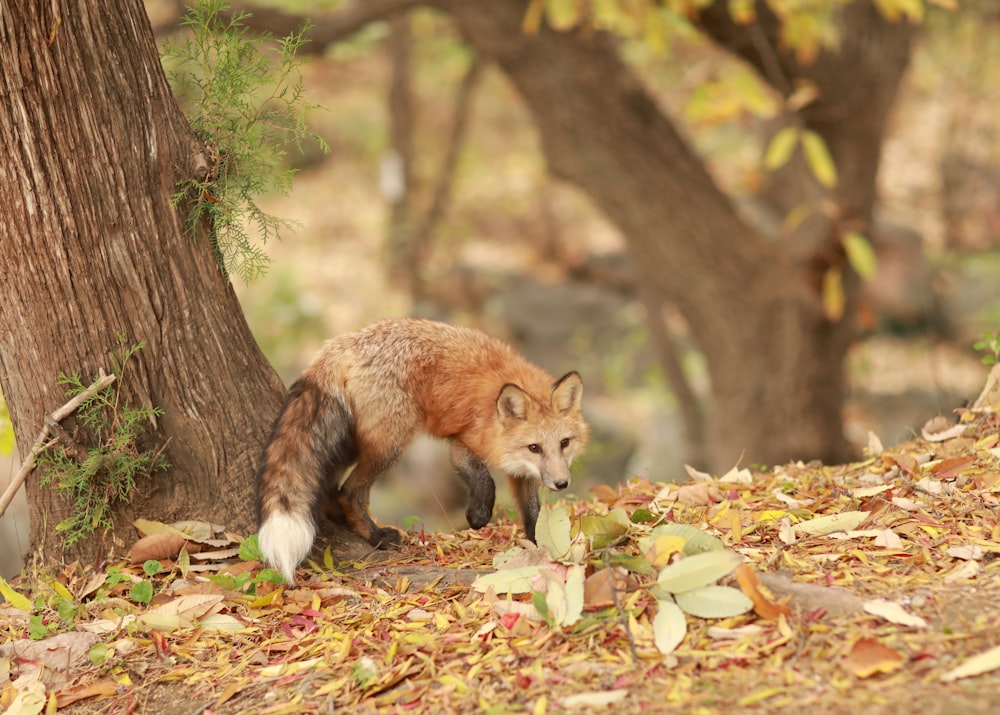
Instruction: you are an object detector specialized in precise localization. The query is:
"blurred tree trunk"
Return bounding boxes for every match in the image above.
[215,0,914,470]
[440,0,913,469]
[0,1,285,565]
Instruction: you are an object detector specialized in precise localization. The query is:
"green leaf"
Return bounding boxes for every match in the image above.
[653,599,687,655]
[143,560,162,578]
[657,550,744,594]
[239,533,263,562]
[532,590,554,626]
[0,576,33,612]
[535,505,572,559]
[763,127,799,171]
[842,231,877,280]
[581,508,631,549]
[606,553,657,576]
[648,523,726,554]
[130,580,154,605]
[89,643,111,666]
[801,130,838,188]
[630,508,656,524]
[674,585,754,618]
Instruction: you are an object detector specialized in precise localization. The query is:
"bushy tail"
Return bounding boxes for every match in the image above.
[256,376,357,583]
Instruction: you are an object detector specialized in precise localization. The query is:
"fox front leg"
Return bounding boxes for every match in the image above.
[450,441,496,529]
[507,474,541,543]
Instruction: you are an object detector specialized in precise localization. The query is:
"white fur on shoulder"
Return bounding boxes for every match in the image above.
[258,510,315,585]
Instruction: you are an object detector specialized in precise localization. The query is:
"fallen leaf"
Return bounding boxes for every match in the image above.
[840,637,904,678]
[795,511,869,536]
[674,585,753,619]
[862,599,928,628]
[652,599,687,656]
[733,564,790,621]
[940,643,1000,682]
[561,689,629,708]
[657,550,743,594]
[921,416,966,442]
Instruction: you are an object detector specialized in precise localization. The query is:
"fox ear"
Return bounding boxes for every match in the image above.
[497,383,530,424]
[551,371,583,413]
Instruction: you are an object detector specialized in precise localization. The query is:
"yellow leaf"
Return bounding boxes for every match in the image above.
[842,231,877,280]
[545,0,582,31]
[728,0,756,24]
[763,127,799,171]
[0,576,32,612]
[522,0,545,34]
[801,130,838,187]
[821,267,845,322]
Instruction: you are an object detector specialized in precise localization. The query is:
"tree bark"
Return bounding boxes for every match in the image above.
[0,1,285,564]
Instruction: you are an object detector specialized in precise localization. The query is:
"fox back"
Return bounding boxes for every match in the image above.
[257,318,588,582]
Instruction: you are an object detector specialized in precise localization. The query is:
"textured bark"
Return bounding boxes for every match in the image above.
[0,1,285,564]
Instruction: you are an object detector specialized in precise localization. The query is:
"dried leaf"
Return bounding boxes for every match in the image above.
[795,511,869,535]
[733,564,790,620]
[129,532,189,563]
[840,637,903,678]
[653,599,687,656]
[471,566,545,594]
[0,576,32,612]
[561,689,629,708]
[862,599,927,628]
[940,644,1000,682]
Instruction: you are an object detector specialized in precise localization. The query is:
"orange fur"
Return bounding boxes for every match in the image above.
[256,318,588,583]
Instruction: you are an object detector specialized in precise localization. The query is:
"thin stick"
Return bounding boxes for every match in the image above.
[0,371,116,519]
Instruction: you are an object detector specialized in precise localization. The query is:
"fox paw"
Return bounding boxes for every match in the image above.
[371,525,406,549]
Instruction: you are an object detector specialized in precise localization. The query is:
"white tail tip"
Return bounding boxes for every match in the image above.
[258,510,315,585]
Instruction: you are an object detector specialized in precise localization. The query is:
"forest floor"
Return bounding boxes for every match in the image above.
[3,375,1000,715]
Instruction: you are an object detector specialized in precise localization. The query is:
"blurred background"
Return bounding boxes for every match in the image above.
[3,0,998,576]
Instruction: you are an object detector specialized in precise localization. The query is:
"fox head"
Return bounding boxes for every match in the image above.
[495,371,588,491]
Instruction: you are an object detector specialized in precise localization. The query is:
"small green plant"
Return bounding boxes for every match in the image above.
[163,0,328,282]
[974,331,1000,365]
[38,337,169,547]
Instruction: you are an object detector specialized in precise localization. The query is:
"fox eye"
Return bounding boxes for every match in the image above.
[527,444,543,454]
[560,438,571,450]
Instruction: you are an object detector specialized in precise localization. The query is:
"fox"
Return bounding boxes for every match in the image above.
[256,318,589,583]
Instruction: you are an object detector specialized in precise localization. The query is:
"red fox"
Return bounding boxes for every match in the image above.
[256,318,588,583]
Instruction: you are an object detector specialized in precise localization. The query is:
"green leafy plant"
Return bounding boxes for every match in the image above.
[38,337,168,547]
[974,331,1000,365]
[163,0,329,282]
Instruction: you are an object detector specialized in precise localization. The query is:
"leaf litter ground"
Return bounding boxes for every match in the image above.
[2,407,1000,714]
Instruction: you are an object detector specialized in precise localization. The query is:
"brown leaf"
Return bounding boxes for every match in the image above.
[129,532,191,563]
[733,564,790,621]
[840,637,904,678]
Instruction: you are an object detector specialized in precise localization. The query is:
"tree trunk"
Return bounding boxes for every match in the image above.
[439,0,912,470]
[0,1,285,565]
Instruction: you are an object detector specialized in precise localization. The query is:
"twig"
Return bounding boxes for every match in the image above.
[603,537,639,664]
[0,371,116,519]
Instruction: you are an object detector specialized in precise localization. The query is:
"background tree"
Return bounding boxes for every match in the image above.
[232,0,917,470]
[0,1,286,564]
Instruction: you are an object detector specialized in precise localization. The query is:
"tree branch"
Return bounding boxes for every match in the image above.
[227,0,426,54]
[0,372,116,519]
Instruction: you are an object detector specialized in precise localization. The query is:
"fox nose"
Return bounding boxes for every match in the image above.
[554,479,569,490]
